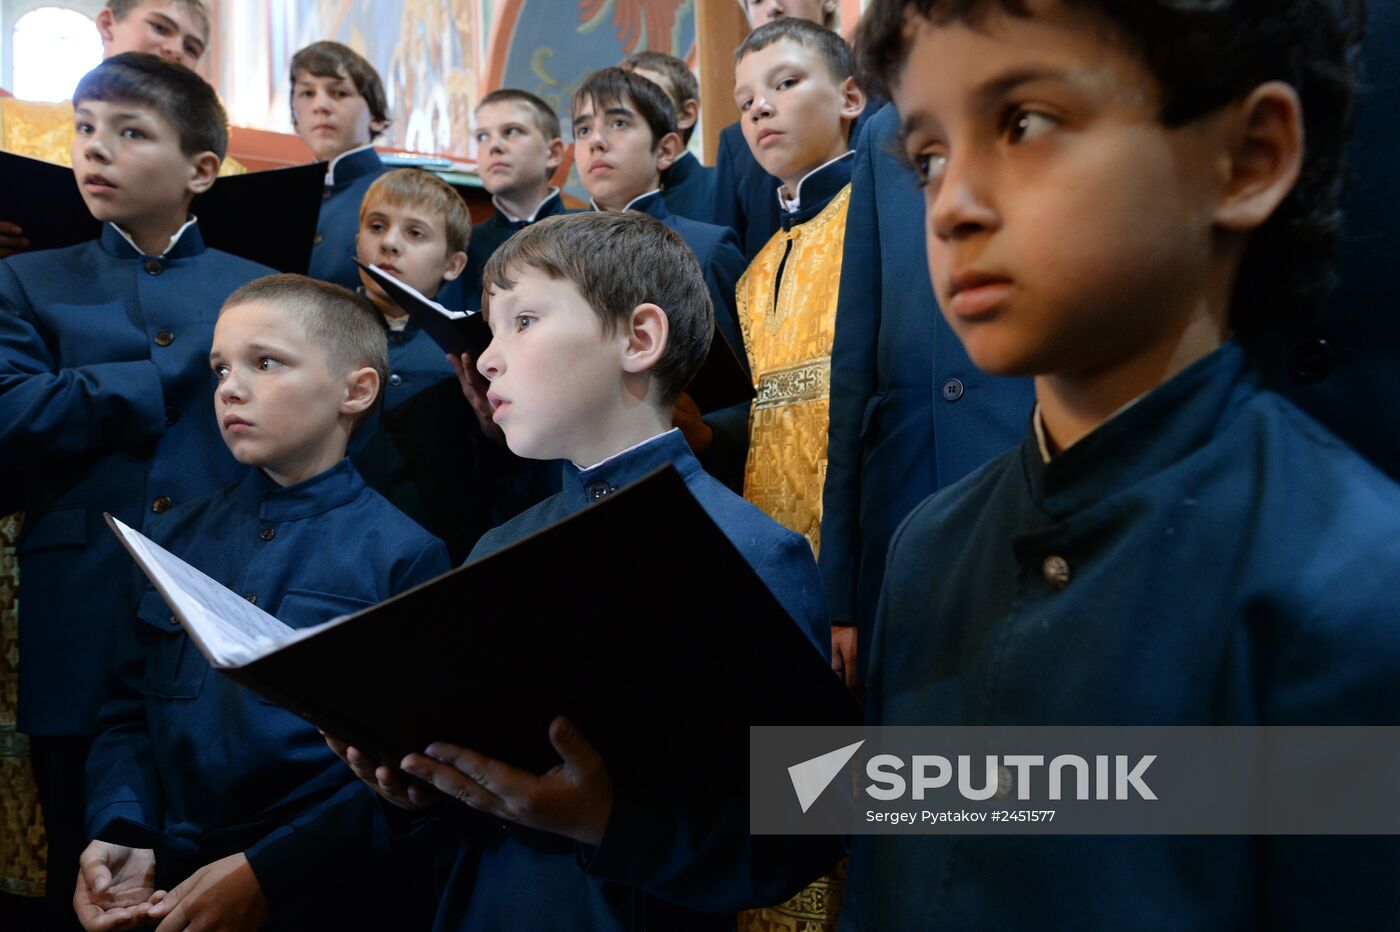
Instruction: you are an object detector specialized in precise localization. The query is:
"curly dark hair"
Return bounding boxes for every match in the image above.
[855,0,1368,340]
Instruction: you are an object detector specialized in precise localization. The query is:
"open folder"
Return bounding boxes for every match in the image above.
[106,466,855,776]
[356,258,757,414]
[1,151,327,273]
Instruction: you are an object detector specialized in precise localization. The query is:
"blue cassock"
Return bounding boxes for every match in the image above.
[843,344,1400,930]
[307,146,389,290]
[424,429,838,931]
[659,150,718,225]
[0,222,272,736]
[819,103,1033,673]
[460,190,575,311]
[85,459,449,926]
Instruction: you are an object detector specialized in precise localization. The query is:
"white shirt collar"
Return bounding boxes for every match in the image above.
[325,143,376,186]
[776,150,854,213]
[574,428,678,472]
[493,186,561,224]
[589,188,663,214]
[112,216,198,258]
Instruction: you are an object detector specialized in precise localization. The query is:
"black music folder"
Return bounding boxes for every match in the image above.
[356,259,492,358]
[1,151,326,273]
[106,466,855,776]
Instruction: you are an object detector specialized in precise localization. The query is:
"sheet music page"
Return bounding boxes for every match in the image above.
[109,517,297,667]
[367,263,468,318]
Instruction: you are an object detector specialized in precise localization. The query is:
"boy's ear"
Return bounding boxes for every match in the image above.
[341,366,381,417]
[186,151,221,196]
[837,76,867,126]
[677,98,700,135]
[441,250,468,283]
[1213,80,1304,233]
[654,131,684,173]
[546,136,566,176]
[94,8,117,48]
[369,117,390,137]
[620,302,669,376]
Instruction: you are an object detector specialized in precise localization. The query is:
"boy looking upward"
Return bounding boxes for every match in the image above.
[79,275,449,932]
[847,0,1400,926]
[460,89,571,311]
[291,41,391,290]
[619,51,716,224]
[331,211,838,930]
[0,52,273,929]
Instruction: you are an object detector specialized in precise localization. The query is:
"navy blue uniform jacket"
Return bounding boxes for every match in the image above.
[659,151,717,225]
[425,429,838,930]
[819,103,1032,667]
[85,459,449,920]
[843,345,1400,930]
[0,223,272,736]
[307,146,389,290]
[460,190,574,311]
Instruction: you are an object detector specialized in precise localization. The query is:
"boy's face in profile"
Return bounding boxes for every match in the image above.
[474,101,561,199]
[574,92,677,210]
[892,1,1230,379]
[211,301,371,485]
[734,40,858,190]
[72,98,212,229]
[97,0,208,68]
[476,269,627,463]
[292,68,383,162]
[356,196,466,303]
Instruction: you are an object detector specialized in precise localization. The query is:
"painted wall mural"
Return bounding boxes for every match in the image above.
[215,0,695,165]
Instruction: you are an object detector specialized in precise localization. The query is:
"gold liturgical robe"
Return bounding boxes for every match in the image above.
[737,184,852,559]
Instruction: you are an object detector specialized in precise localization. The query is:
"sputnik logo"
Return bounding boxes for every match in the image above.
[788,740,865,813]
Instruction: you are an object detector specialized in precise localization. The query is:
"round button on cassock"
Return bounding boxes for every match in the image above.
[151,496,172,514]
[258,527,276,541]
[143,258,163,275]
[941,378,965,402]
[1042,555,1071,590]
[154,330,175,347]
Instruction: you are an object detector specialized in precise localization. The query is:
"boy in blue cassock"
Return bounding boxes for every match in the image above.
[460,89,574,311]
[293,41,391,290]
[572,66,751,490]
[819,101,1033,687]
[0,52,273,922]
[845,0,1400,927]
[331,211,840,930]
[78,274,449,931]
[620,51,718,225]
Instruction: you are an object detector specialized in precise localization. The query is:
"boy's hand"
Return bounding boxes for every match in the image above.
[0,221,30,258]
[74,841,162,931]
[832,625,860,690]
[324,732,441,810]
[447,352,507,446]
[672,393,714,454]
[147,852,268,932]
[401,715,612,846]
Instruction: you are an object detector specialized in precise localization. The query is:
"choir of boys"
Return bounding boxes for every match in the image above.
[0,2,1394,930]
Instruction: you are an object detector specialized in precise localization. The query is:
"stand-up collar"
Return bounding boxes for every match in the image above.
[493,187,562,225]
[664,151,702,188]
[234,457,365,521]
[561,429,701,506]
[100,219,205,260]
[779,151,854,228]
[325,145,383,188]
[619,189,668,221]
[1022,343,1252,518]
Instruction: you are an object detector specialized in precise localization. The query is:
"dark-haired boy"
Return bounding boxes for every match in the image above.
[573,66,750,486]
[292,41,392,290]
[332,211,839,930]
[619,51,716,224]
[0,51,273,929]
[846,0,1400,927]
[79,275,449,932]
[461,89,573,311]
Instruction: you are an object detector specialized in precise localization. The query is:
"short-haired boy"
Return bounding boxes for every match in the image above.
[351,168,515,561]
[332,211,839,929]
[79,274,449,931]
[292,41,391,290]
[0,51,273,928]
[573,66,751,487]
[846,0,1400,927]
[461,89,572,311]
[619,50,716,224]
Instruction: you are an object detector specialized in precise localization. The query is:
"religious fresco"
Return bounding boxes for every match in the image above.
[215,0,695,167]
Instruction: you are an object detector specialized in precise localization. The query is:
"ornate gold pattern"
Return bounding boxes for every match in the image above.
[0,513,44,898]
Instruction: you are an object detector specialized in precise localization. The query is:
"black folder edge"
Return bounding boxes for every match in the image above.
[355,258,492,358]
[1,151,327,273]
[105,466,857,770]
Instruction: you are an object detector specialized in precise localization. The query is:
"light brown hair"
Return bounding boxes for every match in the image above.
[360,169,472,256]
